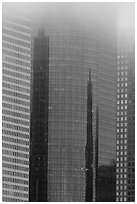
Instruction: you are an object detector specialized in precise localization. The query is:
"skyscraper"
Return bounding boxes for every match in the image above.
[30,4,117,201]
[3,3,135,202]
[85,69,93,202]
[116,4,135,202]
[29,29,49,202]
[2,5,31,201]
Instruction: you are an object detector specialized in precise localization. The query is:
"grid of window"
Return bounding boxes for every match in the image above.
[2,9,31,202]
[116,27,135,202]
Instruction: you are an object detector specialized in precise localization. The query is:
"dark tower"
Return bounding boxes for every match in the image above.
[85,69,93,202]
[29,29,49,201]
[95,105,99,201]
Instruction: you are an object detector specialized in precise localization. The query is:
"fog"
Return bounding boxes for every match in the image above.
[3,2,135,32]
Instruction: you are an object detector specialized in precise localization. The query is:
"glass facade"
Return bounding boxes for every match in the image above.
[29,29,49,201]
[31,5,117,201]
[3,3,134,202]
[2,5,31,202]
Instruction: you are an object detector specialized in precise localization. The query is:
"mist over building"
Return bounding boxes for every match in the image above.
[2,2,135,202]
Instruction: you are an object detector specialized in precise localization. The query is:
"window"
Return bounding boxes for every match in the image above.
[124,186,127,190]
[125,71,128,75]
[125,83,127,86]
[120,180,123,184]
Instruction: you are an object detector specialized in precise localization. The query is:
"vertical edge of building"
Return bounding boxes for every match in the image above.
[2,4,31,201]
[29,29,49,202]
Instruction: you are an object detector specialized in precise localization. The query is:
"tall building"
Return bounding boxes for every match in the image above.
[29,29,49,202]
[116,4,135,202]
[30,4,117,201]
[2,5,31,201]
[85,70,93,202]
